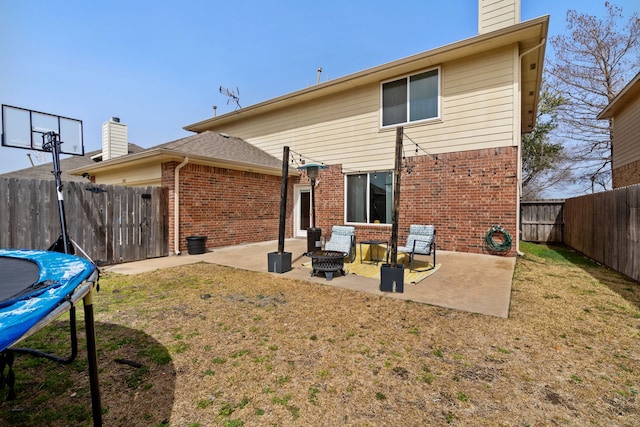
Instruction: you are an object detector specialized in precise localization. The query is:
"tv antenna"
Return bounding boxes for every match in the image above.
[219,86,241,110]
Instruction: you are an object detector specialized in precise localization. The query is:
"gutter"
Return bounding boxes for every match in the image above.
[174,157,190,255]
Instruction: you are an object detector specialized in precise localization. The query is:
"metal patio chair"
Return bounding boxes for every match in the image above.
[397,224,436,271]
[324,225,356,263]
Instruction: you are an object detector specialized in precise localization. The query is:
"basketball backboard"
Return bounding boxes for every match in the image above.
[1,104,84,155]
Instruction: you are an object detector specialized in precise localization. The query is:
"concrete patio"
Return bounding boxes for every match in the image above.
[104,238,516,318]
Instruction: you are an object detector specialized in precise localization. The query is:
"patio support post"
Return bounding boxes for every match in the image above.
[268,146,292,273]
[278,146,289,253]
[380,126,404,292]
[389,127,403,268]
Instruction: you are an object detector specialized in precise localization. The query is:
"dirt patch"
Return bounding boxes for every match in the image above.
[1,245,639,426]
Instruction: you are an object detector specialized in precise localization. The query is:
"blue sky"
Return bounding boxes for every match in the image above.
[1,0,638,195]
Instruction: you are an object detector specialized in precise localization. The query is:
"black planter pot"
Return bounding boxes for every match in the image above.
[268,251,292,273]
[186,236,207,255]
[380,263,404,293]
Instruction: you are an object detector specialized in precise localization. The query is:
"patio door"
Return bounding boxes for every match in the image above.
[294,185,311,238]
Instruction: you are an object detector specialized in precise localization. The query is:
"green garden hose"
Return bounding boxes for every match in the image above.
[484,225,512,253]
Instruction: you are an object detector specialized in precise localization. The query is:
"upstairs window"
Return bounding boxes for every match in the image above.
[382,68,439,127]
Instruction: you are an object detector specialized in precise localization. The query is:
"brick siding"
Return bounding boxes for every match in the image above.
[613,159,640,188]
[312,147,518,255]
[162,146,518,256]
[162,162,296,253]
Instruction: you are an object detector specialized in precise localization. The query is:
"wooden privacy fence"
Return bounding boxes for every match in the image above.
[0,177,168,265]
[564,184,639,282]
[520,200,565,243]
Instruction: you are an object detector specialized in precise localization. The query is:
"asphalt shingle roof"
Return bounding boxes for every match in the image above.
[0,144,145,181]
[2,132,283,180]
[155,131,282,170]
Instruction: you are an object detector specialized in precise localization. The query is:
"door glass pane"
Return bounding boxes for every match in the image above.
[346,174,366,222]
[300,191,310,230]
[369,172,393,224]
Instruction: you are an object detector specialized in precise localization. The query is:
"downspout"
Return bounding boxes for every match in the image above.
[515,38,546,256]
[174,157,190,255]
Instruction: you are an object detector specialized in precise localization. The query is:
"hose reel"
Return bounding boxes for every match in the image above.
[484,225,512,253]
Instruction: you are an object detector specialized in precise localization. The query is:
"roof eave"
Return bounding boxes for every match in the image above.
[597,71,640,119]
[67,148,296,177]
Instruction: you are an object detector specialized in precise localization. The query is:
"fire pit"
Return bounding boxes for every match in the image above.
[307,250,348,281]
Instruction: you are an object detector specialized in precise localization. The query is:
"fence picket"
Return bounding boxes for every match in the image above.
[0,177,168,265]
[520,200,564,242]
[564,184,640,282]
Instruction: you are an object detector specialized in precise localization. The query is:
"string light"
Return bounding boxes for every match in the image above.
[403,132,516,180]
[288,134,516,181]
[288,149,327,172]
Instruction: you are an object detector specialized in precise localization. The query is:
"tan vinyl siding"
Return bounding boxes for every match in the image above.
[95,163,161,186]
[214,46,516,173]
[612,100,640,169]
[479,0,520,34]
[101,120,128,160]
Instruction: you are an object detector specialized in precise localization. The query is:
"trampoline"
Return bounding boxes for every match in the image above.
[0,249,101,425]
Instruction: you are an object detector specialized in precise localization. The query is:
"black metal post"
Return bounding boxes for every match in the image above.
[44,132,72,254]
[83,290,102,426]
[310,178,316,229]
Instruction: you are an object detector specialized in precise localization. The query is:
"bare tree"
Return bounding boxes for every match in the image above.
[521,82,572,199]
[547,2,640,192]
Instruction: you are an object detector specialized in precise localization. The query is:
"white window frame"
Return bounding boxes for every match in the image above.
[380,66,441,128]
[344,171,394,225]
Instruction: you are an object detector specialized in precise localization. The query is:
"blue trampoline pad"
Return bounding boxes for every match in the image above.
[0,249,97,352]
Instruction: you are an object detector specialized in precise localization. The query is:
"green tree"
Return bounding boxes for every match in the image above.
[547,2,640,192]
[521,84,571,199]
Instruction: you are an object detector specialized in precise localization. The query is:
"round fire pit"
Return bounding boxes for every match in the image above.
[306,250,348,281]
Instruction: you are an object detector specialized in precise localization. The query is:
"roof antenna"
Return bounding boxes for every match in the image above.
[316,67,322,85]
[219,86,241,109]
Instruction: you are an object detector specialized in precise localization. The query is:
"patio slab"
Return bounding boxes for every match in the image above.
[103,238,515,318]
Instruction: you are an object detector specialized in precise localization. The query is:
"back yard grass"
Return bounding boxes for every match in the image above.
[1,241,638,426]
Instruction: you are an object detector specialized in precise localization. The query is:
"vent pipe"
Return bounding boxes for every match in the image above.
[316,67,322,85]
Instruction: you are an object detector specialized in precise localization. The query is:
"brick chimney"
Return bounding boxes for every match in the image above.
[478,0,520,34]
[101,117,128,160]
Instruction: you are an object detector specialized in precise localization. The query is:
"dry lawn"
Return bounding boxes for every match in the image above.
[1,242,639,426]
